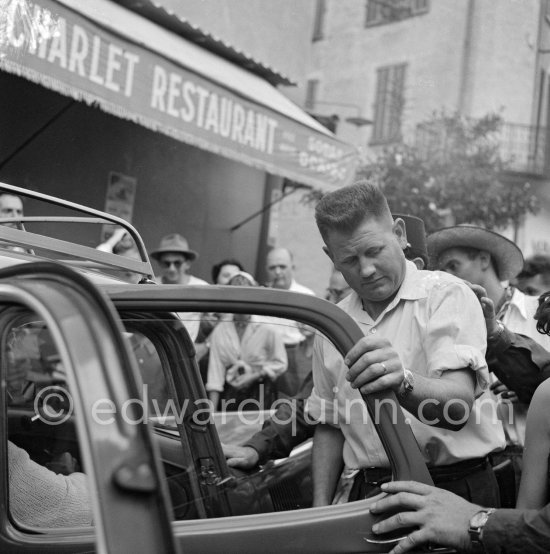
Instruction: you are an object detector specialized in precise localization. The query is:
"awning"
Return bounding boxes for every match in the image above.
[0,0,358,189]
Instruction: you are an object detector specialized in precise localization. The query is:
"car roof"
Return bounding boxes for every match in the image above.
[0,183,154,283]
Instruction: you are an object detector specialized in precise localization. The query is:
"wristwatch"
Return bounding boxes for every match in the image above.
[487,320,505,342]
[468,508,496,552]
[398,368,414,399]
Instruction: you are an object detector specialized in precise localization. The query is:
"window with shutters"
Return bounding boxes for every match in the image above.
[371,64,407,145]
[365,0,429,27]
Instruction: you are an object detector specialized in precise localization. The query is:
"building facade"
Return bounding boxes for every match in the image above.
[303,0,550,256]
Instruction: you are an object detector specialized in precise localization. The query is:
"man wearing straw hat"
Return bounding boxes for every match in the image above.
[150,233,208,341]
[428,225,550,502]
[150,233,206,286]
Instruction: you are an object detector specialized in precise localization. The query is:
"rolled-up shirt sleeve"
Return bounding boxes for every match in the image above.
[483,506,550,553]
[306,333,339,426]
[425,281,489,394]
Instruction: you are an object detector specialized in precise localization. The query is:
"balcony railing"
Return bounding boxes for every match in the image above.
[414,120,547,176]
[499,123,546,175]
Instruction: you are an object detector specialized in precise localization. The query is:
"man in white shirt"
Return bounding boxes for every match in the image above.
[309,182,504,508]
[150,233,208,341]
[265,247,315,395]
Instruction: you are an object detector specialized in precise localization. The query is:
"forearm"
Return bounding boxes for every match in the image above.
[8,442,92,527]
[245,398,315,462]
[487,328,550,404]
[516,383,550,509]
[244,401,295,462]
[261,339,288,380]
[483,507,550,553]
[312,423,345,507]
[259,358,286,380]
[208,390,220,410]
[399,370,474,430]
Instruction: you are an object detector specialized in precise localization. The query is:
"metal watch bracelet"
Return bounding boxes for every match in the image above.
[397,368,414,399]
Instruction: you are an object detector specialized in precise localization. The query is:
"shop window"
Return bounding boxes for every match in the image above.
[312,0,327,41]
[371,63,407,145]
[365,0,429,27]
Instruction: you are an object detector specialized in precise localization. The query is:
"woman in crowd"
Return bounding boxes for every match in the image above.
[205,271,287,410]
[516,290,550,510]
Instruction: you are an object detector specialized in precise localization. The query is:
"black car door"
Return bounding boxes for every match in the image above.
[0,262,176,553]
[107,284,434,553]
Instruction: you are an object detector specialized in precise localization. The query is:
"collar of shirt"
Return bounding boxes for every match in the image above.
[344,260,428,325]
[506,286,529,320]
[289,279,315,295]
[230,314,262,329]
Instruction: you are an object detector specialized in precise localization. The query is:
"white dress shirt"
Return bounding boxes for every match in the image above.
[307,261,505,469]
[206,315,288,393]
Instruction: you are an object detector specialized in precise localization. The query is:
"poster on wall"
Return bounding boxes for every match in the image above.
[101,172,137,241]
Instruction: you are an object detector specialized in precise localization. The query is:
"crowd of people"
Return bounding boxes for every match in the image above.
[4,183,550,552]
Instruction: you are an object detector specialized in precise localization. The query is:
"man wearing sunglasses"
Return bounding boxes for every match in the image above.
[150,233,208,340]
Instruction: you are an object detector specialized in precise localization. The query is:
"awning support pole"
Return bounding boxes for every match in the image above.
[0,100,76,170]
[230,182,308,232]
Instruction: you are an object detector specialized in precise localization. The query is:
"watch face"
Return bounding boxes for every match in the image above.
[470,511,489,527]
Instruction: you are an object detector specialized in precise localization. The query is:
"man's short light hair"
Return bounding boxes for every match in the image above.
[0,193,23,204]
[314,181,391,243]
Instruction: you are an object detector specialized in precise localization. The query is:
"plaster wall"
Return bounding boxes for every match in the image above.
[307,0,541,149]
[463,0,540,122]
[157,0,316,90]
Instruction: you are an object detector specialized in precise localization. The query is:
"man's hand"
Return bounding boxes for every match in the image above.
[490,379,519,403]
[369,481,482,553]
[222,443,260,469]
[226,360,251,384]
[45,451,80,475]
[231,371,260,390]
[344,336,404,395]
[469,284,520,402]
[468,283,498,337]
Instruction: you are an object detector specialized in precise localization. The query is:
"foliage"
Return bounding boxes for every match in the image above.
[304,112,540,234]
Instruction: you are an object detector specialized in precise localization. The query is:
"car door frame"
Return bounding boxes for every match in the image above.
[106,283,434,553]
[0,262,177,553]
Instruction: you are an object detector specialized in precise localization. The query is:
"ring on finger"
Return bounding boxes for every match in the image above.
[379,362,387,374]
